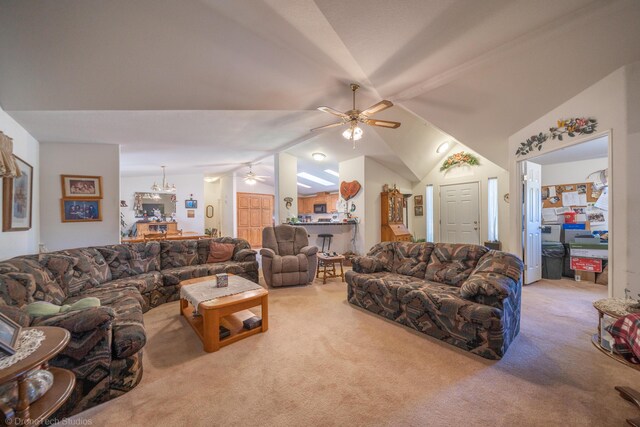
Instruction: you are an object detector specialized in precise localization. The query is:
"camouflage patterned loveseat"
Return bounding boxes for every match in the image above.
[0,237,257,417]
[347,242,524,360]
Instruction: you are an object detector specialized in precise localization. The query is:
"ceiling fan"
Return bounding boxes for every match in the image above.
[243,164,269,185]
[311,83,401,147]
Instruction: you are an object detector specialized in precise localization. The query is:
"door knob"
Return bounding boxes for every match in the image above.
[474,227,478,231]
[474,221,478,224]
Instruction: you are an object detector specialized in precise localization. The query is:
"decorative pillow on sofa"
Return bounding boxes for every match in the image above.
[425,243,488,286]
[38,249,111,297]
[392,242,434,278]
[206,242,235,263]
[364,242,395,272]
[0,258,66,305]
[97,242,161,279]
[160,240,199,269]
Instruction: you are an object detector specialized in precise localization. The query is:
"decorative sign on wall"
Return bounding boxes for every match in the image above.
[440,152,480,172]
[340,180,361,201]
[515,117,598,157]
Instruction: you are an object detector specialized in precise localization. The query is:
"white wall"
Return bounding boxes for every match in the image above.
[40,142,119,251]
[508,63,639,298]
[235,178,274,195]
[338,156,365,255]
[219,174,236,237]
[121,173,205,236]
[204,180,221,234]
[541,157,608,186]
[364,157,412,251]
[0,106,40,259]
[411,146,509,246]
[274,152,297,223]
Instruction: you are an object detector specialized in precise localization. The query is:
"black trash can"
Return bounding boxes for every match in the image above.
[542,242,565,280]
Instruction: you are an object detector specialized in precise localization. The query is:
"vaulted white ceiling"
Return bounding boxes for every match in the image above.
[1,0,639,179]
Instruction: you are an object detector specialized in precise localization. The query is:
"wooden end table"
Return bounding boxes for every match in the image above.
[179,275,268,353]
[316,253,345,284]
[0,327,75,426]
[593,298,640,426]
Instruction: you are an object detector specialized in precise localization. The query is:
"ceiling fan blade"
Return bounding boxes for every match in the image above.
[310,122,345,132]
[317,106,349,118]
[363,118,401,129]
[255,177,266,182]
[360,100,393,117]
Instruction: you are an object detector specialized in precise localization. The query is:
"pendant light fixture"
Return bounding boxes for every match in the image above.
[151,166,176,193]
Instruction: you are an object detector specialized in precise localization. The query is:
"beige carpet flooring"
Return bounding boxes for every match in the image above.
[71,277,639,426]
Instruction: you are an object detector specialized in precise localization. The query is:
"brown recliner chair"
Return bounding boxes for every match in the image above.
[260,224,318,287]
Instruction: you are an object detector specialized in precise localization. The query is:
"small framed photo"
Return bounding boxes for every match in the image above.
[414,195,423,206]
[61,175,103,199]
[185,199,197,209]
[414,205,424,216]
[187,209,195,218]
[0,312,22,355]
[61,199,102,222]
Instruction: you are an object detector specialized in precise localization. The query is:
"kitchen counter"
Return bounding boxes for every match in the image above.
[289,222,358,253]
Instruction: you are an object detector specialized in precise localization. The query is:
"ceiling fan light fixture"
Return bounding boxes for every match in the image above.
[342,125,363,141]
[245,177,257,185]
[311,152,326,161]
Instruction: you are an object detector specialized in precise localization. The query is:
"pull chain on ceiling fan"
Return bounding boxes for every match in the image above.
[311,83,401,148]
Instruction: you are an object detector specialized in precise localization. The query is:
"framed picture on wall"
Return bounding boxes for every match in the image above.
[414,205,424,216]
[185,199,197,209]
[2,155,33,232]
[61,175,103,199]
[414,195,423,206]
[61,199,102,222]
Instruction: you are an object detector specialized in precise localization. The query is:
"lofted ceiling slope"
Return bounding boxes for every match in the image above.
[0,0,639,178]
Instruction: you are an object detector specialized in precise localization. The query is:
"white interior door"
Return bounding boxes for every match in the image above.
[440,182,480,244]
[523,161,542,284]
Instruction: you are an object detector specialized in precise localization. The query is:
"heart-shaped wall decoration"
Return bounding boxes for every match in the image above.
[340,180,361,201]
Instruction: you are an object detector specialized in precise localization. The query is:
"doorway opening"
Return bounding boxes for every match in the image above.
[519,133,610,292]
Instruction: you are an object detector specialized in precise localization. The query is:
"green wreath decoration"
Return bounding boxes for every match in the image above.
[440,151,480,172]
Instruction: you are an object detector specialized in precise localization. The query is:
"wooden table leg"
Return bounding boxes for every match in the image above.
[261,295,269,332]
[316,260,321,279]
[202,307,220,352]
[15,374,30,420]
[340,260,345,282]
[180,298,188,316]
[323,261,328,284]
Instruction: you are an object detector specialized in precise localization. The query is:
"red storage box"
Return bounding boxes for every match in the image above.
[570,257,603,273]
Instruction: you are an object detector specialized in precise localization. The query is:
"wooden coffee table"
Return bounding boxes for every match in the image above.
[179,275,268,352]
[316,253,345,284]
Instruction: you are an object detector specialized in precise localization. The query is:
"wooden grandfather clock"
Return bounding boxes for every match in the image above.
[381,189,412,242]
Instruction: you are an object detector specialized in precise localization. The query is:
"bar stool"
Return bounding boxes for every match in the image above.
[318,233,333,252]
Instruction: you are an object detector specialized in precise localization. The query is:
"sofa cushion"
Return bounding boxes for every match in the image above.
[0,305,31,327]
[425,243,489,286]
[392,242,435,278]
[97,242,161,279]
[64,286,146,359]
[161,265,212,286]
[460,251,524,303]
[364,242,395,272]
[0,258,65,305]
[38,249,111,297]
[160,240,198,269]
[206,242,235,263]
[204,261,259,277]
[0,273,36,307]
[90,272,164,312]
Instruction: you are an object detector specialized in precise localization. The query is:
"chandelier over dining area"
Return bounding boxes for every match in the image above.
[151,166,176,193]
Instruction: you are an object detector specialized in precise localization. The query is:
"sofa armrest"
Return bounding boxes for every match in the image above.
[351,256,385,274]
[31,306,115,334]
[260,248,276,258]
[0,305,31,327]
[234,248,257,262]
[460,272,520,303]
[299,246,318,257]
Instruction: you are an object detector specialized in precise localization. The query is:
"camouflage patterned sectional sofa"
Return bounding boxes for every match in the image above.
[347,242,524,360]
[0,237,257,417]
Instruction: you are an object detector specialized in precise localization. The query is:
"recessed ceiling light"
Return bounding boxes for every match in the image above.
[203,177,217,183]
[312,152,326,161]
[436,141,450,153]
[297,182,311,188]
[324,169,339,177]
[297,172,335,186]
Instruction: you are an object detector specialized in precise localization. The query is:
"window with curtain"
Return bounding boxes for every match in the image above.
[426,185,434,242]
[487,177,498,241]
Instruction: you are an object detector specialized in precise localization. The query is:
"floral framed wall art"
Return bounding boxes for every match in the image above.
[61,175,103,199]
[61,199,102,222]
[2,155,33,232]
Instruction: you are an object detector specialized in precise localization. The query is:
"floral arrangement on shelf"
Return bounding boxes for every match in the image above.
[516,117,598,156]
[440,151,480,172]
